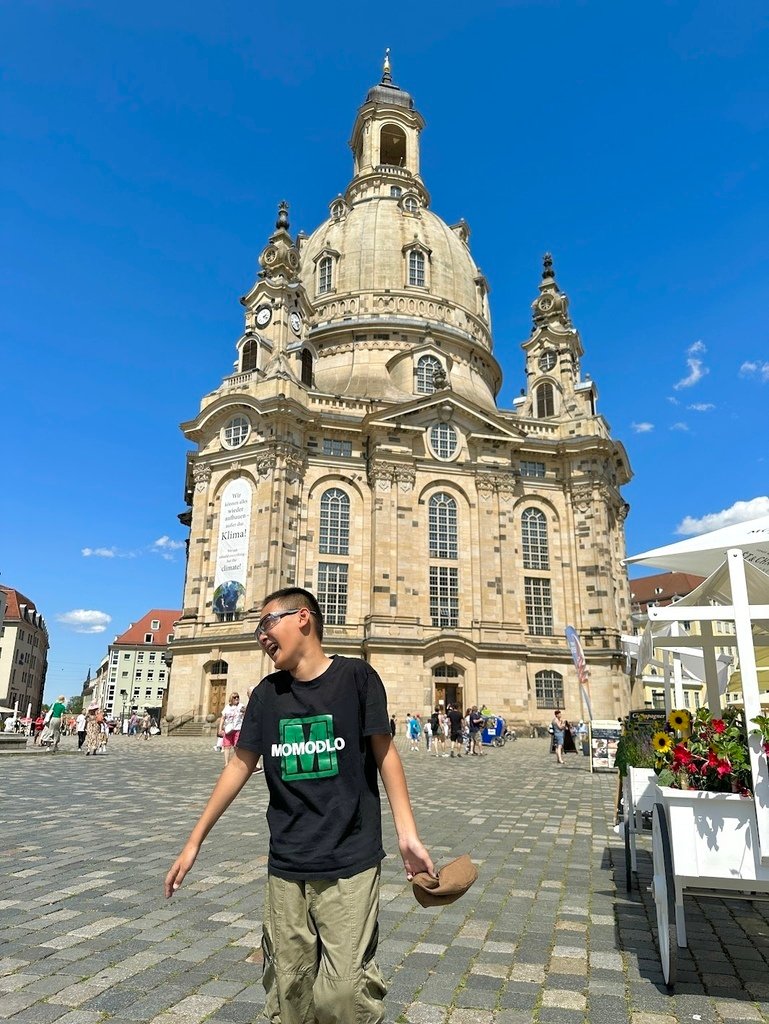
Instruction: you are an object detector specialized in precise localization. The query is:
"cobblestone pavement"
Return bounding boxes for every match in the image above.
[3,733,769,1024]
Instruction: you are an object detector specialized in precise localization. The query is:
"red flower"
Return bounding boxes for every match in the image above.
[707,749,719,768]
[672,743,694,766]
[686,762,699,774]
[716,758,732,777]
[711,719,726,734]
[763,740,769,756]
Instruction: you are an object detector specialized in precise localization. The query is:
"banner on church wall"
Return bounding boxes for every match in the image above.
[213,479,252,617]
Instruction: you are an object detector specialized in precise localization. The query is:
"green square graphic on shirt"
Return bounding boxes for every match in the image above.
[277,715,340,780]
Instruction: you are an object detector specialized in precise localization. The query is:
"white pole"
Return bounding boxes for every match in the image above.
[700,620,722,712]
[726,549,769,863]
[671,622,685,709]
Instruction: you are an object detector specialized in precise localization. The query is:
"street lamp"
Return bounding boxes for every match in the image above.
[120,689,128,732]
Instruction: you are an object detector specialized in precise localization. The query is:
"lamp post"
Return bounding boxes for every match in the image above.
[120,689,128,733]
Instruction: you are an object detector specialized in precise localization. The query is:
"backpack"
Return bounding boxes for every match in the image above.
[430,712,440,732]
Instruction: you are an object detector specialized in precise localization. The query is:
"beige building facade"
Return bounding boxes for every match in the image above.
[166,59,633,729]
[0,585,49,716]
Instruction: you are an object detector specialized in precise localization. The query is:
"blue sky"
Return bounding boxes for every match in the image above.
[2,1,768,702]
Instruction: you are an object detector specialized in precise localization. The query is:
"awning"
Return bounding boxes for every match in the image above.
[625,514,769,576]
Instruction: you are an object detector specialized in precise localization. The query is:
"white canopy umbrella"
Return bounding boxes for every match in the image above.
[625,514,769,576]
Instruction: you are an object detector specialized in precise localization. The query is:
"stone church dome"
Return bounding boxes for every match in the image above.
[300,201,485,325]
[293,54,498,406]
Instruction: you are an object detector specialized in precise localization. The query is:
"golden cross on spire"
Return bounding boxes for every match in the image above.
[382,48,392,83]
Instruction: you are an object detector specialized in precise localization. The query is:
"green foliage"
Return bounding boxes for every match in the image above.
[66,695,83,714]
[614,712,662,776]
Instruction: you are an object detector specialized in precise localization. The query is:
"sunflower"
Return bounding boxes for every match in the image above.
[652,731,673,753]
[668,709,691,732]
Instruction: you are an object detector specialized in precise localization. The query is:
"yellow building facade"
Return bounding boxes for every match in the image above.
[166,59,633,729]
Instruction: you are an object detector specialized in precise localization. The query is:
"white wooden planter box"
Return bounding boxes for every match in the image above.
[657,785,769,888]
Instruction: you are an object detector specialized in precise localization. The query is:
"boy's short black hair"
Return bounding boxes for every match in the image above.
[261,587,324,641]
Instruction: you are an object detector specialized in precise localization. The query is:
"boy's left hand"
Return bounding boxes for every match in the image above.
[399,835,435,880]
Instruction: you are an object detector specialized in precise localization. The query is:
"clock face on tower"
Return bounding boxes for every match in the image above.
[289,311,302,335]
[538,350,557,372]
[255,306,272,327]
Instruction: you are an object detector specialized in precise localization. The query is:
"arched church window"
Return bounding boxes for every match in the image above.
[210,660,228,676]
[535,670,563,709]
[241,338,258,373]
[301,349,313,387]
[318,256,333,295]
[319,488,350,555]
[521,507,549,570]
[429,492,458,559]
[380,123,406,166]
[416,355,440,394]
[535,381,555,418]
[408,250,425,287]
[403,196,418,213]
[390,186,402,198]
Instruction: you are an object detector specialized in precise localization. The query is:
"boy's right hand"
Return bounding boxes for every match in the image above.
[164,842,200,898]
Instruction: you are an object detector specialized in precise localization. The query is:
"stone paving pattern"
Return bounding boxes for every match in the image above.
[3,734,769,1024]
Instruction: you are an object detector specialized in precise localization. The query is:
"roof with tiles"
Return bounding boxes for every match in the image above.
[629,571,706,610]
[0,585,39,619]
[113,609,181,647]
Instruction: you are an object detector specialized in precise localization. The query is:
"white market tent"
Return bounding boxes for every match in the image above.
[625,514,769,576]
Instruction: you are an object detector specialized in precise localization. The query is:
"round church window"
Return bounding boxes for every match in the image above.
[221,415,251,449]
[429,422,458,461]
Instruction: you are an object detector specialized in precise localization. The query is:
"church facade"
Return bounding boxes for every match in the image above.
[166,58,633,729]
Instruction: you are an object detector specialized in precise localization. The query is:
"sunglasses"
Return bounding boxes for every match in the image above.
[255,607,315,639]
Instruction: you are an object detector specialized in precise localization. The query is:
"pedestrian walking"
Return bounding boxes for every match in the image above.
[84,704,102,756]
[447,703,464,757]
[468,706,485,755]
[164,586,434,1024]
[408,713,422,751]
[48,696,67,753]
[423,715,432,752]
[551,708,566,765]
[32,713,44,744]
[220,692,245,766]
[75,710,86,750]
[141,712,152,740]
[389,715,396,737]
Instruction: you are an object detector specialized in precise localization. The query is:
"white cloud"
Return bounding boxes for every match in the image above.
[631,422,654,433]
[673,348,709,390]
[740,361,769,382]
[676,496,769,536]
[670,422,689,431]
[82,546,116,558]
[687,403,715,412]
[56,609,112,634]
[666,396,680,406]
[153,535,185,550]
[151,535,185,561]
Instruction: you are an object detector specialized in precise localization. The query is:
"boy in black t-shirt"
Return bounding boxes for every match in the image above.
[165,587,434,1024]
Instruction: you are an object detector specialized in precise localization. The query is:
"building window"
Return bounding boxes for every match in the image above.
[318,256,333,294]
[144,633,153,643]
[522,508,549,570]
[301,349,313,387]
[525,577,553,636]
[167,633,174,642]
[535,670,564,709]
[319,488,350,555]
[210,660,228,675]
[323,438,352,457]
[380,123,406,165]
[408,249,425,287]
[222,415,251,449]
[151,619,160,630]
[429,566,459,628]
[149,652,156,663]
[429,422,458,460]
[241,338,258,373]
[416,355,440,395]
[145,687,153,700]
[403,196,418,213]
[390,186,402,198]
[147,670,154,680]
[535,382,555,419]
[429,493,458,559]
[317,562,348,624]
[137,652,144,663]
[520,461,546,478]
[331,200,345,218]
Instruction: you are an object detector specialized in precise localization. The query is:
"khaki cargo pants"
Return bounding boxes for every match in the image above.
[262,864,386,1024]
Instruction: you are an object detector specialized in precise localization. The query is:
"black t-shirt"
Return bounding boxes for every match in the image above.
[237,656,390,881]
[469,711,484,732]
[447,708,464,737]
